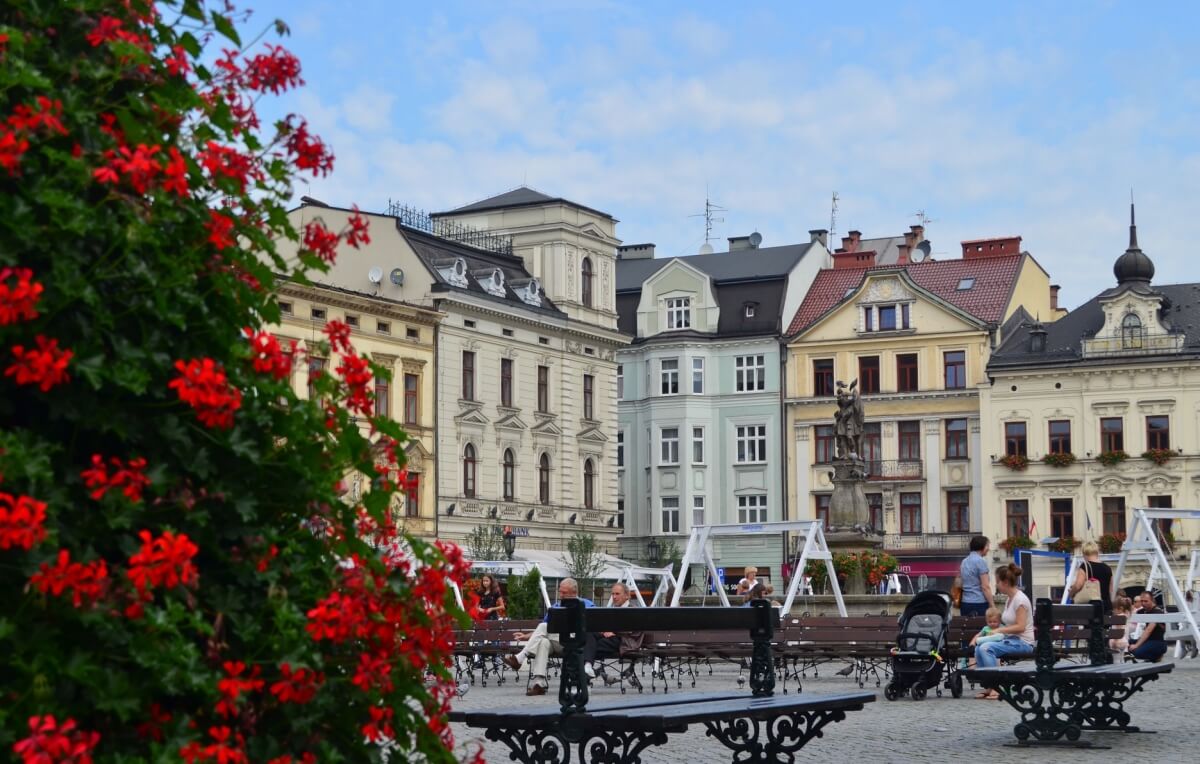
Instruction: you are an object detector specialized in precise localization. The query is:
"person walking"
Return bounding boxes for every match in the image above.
[503,578,594,696]
[972,563,1035,698]
[959,536,994,618]
[1068,541,1114,613]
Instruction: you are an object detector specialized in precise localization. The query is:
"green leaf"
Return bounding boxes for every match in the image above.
[211,12,242,46]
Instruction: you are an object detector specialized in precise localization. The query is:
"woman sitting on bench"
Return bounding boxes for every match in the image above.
[971,563,1035,698]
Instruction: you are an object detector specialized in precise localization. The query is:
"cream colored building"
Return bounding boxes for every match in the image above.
[273,280,442,537]
[783,233,1063,584]
[981,216,1198,553]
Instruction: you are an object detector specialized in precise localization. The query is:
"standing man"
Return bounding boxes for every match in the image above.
[503,578,593,696]
[959,536,994,618]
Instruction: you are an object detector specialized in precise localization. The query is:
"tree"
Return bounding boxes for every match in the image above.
[0,2,473,761]
[504,567,544,620]
[561,531,605,601]
[464,523,504,563]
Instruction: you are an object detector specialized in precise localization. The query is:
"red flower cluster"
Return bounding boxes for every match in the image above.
[0,267,45,324]
[12,715,100,764]
[242,45,304,94]
[126,530,199,592]
[86,16,145,48]
[80,454,150,503]
[347,207,370,248]
[283,118,333,177]
[135,703,172,742]
[362,706,395,743]
[1,95,67,176]
[243,328,293,380]
[269,663,324,704]
[6,335,72,391]
[336,353,373,416]
[301,220,339,263]
[30,550,109,607]
[198,141,258,193]
[0,491,47,550]
[93,143,161,194]
[215,661,264,718]
[179,726,246,764]
[169,358,242,429]
[323,320,352,354]
[205,210,236,252]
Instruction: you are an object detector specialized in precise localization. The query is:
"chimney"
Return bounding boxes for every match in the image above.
[961,235,1022,259]
[617,243,655,260]
[897,243,911,265]
[903,229,917,251]
[910,225,924,242]
[808,229,829,247]
[832,250,877,270]
[847,230,862,251]
[1050,284,1060,311]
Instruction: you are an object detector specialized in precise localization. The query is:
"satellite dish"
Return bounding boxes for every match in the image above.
[389,267,405,286]
[699,242,715,255]
[367,266,383,284]
[748,231,763,248]
[913,241,932,262]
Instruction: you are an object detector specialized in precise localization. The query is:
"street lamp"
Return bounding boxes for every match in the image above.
[503,526,516,561]
[646,538,660,566]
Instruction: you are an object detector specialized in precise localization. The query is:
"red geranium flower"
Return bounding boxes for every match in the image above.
[0,491,48,550]
[243,328,292,380]
[126,529,199,592]
[80,454,150,503]
[13,715,100,764]
[0,267,46,325]
[29,549,109,607]
[168,357,242,429]
[6,335,72,391]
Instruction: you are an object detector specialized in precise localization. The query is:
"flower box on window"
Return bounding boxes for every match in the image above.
[999,454,1029,471]
[1041,452,1077,468]
[1096,450,1129,467]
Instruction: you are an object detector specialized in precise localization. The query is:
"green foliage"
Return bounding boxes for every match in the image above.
[1041,452,1077,467]
[504,567,544,620]
[1048,535,1081,553]
[999,535,1036,553]
[999,454,1029,471]
[1096,450,1130,467]
[1142,448,1174,465]
[803,550,898,592]
[1098,532,1126,554]
[561,531,605,601]
[464,523,504,563]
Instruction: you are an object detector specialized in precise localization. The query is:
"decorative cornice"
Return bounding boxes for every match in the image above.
[277,282,443,325]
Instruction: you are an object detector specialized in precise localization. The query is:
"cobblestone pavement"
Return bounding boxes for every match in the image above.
[450,658,1200,763]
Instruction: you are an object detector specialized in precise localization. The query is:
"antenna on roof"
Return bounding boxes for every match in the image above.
[829,191,839,243]
[689,185,725,253]
[913,208,935,227]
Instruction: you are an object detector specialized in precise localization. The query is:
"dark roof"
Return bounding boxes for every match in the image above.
[786,255,1025,336]
[615,242,816,292]
[433,185,615,220]
[988,282,1200,369]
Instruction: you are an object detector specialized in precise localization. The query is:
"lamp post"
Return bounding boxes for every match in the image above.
[503,526,516,561]
[646,538,660,567]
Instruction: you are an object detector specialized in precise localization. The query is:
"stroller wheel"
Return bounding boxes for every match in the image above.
[883,683,901,701]
[949,673,963,699]
[910,683,927,701]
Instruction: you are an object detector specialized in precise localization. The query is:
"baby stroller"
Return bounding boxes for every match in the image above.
[884,590,962,700]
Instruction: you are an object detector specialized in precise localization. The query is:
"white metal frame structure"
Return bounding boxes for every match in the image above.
[610,564,676,606]
[1059,551,1161,605]
[1112,508,1200,657]
[671,520,847,617]
[449,560,551,611]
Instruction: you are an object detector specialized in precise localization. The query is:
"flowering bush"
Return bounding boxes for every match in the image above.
[999,454,1029,471]
[1142,448,1174,466]
[1041,452,1077,468]
[1098,532,1126,554]
[0,2,473,762]
[1096,450,1129,467]
[999,535,1035,553]
[1048,535,1081,553]
[804,550,898,590]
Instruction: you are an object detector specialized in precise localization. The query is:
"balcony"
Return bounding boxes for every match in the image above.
[865,459,924,481]
[884,532,972,551]
[1081,330,1184,358]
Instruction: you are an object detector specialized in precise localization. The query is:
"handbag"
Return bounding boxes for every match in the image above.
[1076,561,1103,604]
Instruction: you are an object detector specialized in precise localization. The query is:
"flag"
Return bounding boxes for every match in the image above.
[1028,518,1038,537]
[1085,512,1093,533]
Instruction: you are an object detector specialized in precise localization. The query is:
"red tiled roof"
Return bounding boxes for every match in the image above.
[785,254,1025,336]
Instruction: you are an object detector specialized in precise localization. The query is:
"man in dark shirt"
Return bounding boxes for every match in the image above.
[1129,590,1168,662]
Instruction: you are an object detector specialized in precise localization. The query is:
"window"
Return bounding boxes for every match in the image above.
[406,327,419,340]
[583,374,595,420]
[898,421,921,461]
[1121,313,1143,349]
[307,356,326,399]
[692,427,705,463]
[583,459,595,509]
[660,359,679,395]
[1005,422,1027,457]
[404,473,420,518]
[376,320,390,335]
[617,431,624,468]
[660,428,679,465]
[1149,495,1173,537]
[279,301,292,314]
[867,493,883,532]
[1100,417,1124,453]
[692,496,705,527]
[617,365,624,400]
[859,356,880,393]
[815,494,830,529]
[581,257,594,308]
[1050,498,1073,538]
[878,305,897,331]
[901,303,910,328]
[1005,500,1029,539]
[502,449,516,500]
[896,353,918,392]
[957,278,975,291]
[1048,420,1072,454]
[947,490,970,533]
[375,376,389,418]
[862,423,881,473]
[345,314,359,328]
[900,493,921,534]
[735,355,766,392]
[537,365,549,412]
[462,444,477,498]
[661,497,680,533]
[814,425,834,464]
[461,351,475,401]
[538,453,550,505]
[691,358,704,394]
[310,307,326,322]
[666,297,691,329]
[738,495,767,524]
[403,374,419,425]
[944,350,966,389]
[946,418,968,459]
[1146,415,1170,450]
[500,358,513,408]
[736,425,767,463]
[617,499,625,529]
[539,336,549,345]
[863,307,874,332]
[813,359,835,396]
[1102,496,1126,535]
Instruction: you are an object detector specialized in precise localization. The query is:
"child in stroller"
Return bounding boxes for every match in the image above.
[884,590,964,700]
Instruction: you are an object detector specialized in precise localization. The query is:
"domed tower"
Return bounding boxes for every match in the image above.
[1113,203,1155,286]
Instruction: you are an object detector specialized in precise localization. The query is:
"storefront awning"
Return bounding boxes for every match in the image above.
[897,560,961,577]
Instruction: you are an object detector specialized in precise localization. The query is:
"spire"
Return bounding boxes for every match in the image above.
[1113,198,1154,286]
[1129,198,1138,250]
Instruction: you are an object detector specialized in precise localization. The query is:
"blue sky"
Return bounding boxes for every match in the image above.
[244,0,1200,308]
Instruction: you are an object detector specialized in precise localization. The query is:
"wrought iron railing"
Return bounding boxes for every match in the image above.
[865,459,924,481]
[385,200,514,257]
[1081,330,1184,357]
[884,532,972,550]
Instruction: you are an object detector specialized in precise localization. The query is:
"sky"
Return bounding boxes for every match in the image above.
[242,0,1200,309]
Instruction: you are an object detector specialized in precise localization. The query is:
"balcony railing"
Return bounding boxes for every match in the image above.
[865,459,924,481]
[884,532,972,551]
[1081,330,1185,358]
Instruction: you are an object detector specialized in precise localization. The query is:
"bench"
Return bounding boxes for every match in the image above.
[449,600,875,763]
[964,599,1172,747]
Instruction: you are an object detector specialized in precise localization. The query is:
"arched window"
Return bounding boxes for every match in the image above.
[502,448,516,501]
[463,443,476,498]
[539,453,551,505]
[581,257,594,308]
[1121,313,1143,349]
[583,458,595,510]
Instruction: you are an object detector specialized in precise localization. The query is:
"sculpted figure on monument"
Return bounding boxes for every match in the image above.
[834,379,864,460]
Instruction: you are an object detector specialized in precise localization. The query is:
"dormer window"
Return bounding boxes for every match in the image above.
[861,303,911,333]
[957,278,975,291]
[1121,313,1143,349]
[666,297,691,330]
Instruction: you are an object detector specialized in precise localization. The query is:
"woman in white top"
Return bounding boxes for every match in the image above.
[971,562,1035,698]
[736,566,759,596]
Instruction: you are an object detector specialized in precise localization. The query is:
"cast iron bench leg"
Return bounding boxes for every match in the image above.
[703,708,850,763]
[1078,675,1163,733]
[993,680,1091,746]
[483,725,669,764]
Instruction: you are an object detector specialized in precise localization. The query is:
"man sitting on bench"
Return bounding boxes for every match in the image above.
[586,582,644,690]
[503,577,594,696]
[1128,590,1168,662]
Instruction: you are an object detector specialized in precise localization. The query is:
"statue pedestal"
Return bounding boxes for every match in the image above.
[824,456,885,596]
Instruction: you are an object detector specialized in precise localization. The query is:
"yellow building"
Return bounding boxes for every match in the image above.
[783,233,1062,584]
[273,280,443,538]
[981,214,1198,554]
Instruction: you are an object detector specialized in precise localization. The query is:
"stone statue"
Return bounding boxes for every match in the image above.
[833,379,864,460]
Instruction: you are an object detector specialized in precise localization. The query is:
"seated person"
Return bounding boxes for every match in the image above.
[736,567,759,597]
[503,578,594,696]
[586,582,644,689]
[1128,590,1168,662]
[971,563,1035,699]
[974,606,1005,645]
[1110,595,1134,654]
[743,581,767,606]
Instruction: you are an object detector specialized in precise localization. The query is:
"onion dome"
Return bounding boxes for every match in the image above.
[1113,203,1155,285]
